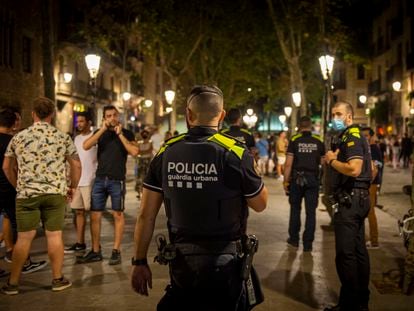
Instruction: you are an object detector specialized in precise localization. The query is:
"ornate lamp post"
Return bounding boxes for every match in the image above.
[242,109,258,129]
[164,90,176,131]
[318,54,335,139]
[84,53,101,125]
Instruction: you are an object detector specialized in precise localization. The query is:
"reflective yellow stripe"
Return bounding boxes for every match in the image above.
[240,128,252,135]
[221,128,230,133]
[291,134,302,141]
[312,134,323,142]
[156,134,186,156]
[207,133,245,159]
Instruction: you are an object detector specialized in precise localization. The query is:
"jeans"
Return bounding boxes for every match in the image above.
[288,174,320,249]
[334,188,370,309]
[91,177,125,212]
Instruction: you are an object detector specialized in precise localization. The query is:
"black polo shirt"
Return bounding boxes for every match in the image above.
[144,127,262,196]
[334,125,372,190]
[287,131,325,175]
[221,125,255,149]
[143,126,264,242]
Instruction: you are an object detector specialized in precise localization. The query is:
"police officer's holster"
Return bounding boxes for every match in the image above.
[156,236,263,311]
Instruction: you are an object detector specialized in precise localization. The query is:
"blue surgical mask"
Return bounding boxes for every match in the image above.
[332,118,346,131]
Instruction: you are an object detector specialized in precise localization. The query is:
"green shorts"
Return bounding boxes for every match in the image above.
[16,194,66,232]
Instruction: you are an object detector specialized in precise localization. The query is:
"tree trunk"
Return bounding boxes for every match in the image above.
[41,0,55,102]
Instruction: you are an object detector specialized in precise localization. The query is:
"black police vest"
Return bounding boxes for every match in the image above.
[161,133,247,241]
[337,126,372,189]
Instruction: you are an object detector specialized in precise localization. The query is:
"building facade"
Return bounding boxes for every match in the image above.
[368,0,414,135]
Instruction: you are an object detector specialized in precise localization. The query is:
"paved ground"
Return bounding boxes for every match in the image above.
[1,158,414,310]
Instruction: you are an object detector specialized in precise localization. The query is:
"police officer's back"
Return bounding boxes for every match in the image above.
[284,116,325,252]
[324,101,372,311]
[131,85,268,310]
[221,108,255,150]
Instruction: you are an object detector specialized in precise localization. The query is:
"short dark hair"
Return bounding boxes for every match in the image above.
[299,116,312,129]
[227,108,242,124]
[0,107,17,128]
[103,105,118,116]
[77,111,92,123]
[33,97,55,119]
[362,127,374,137]
[333,101,354,117]
[186,85,224,123]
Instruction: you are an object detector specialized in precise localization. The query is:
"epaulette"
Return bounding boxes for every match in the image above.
[207,133,245,160]
[343,126,361,141]
[156,133,186,156]
[291,133,303,142]
[219,131,246,146]
[240,128,252,135]
[311,134,323,142]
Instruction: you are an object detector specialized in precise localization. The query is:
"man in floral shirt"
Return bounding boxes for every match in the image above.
[2,97,81,295]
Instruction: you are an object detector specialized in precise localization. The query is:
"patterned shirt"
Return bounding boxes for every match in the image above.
[5,122,78,199]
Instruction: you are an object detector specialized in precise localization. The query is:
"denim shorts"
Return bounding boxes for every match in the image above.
[91,177,125,212]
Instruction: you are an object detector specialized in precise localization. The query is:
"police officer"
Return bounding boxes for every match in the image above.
[283,116,325,252]
[324,101,372,311]
[131,85,268,310]
[221,108,255,150]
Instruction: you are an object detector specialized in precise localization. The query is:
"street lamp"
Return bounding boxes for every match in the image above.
[319,54,335,139]
[144,99,153,108]
[63,72,73,83]
[122,92,131,101]
[165,90,175,105]
[292,92,302,107]
[243,109,258,128]
[318,55,335,80]
[85,54,101,79]
[284,106,292,117]
[359,95,367,104]
[392,81,402,92]
[85,53,101,125]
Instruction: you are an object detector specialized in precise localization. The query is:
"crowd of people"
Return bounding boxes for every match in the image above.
[0,91,413,310]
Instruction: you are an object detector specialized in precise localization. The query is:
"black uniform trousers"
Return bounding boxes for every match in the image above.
[333,188,370,310]
[157,250,246,311]
[288,174,320,249]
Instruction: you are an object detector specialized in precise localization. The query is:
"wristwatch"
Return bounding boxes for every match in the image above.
[131,257,148,266]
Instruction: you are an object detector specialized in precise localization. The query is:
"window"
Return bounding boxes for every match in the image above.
[0,13,14,68]
[357,64,365,80]
[22,36,32,73]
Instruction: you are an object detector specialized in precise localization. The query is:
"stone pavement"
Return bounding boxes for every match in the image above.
[1,158,414,310]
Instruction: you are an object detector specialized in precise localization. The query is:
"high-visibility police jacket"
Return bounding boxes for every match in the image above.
[143,126,264,243]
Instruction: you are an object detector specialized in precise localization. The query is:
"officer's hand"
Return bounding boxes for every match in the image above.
[131,265,152,296]
[325,149,339,164]
[283,181,290,195]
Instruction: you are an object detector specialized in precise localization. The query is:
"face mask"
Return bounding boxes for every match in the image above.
[332,118,346,131]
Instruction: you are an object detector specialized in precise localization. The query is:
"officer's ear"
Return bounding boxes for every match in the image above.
[186,107,196,122]
[219,110,226,122]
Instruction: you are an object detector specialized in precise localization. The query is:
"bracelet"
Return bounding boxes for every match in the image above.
[131,257,148,266]
[329,159,336,166]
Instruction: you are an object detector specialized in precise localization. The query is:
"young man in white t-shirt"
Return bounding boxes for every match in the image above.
[64,112,97,253]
